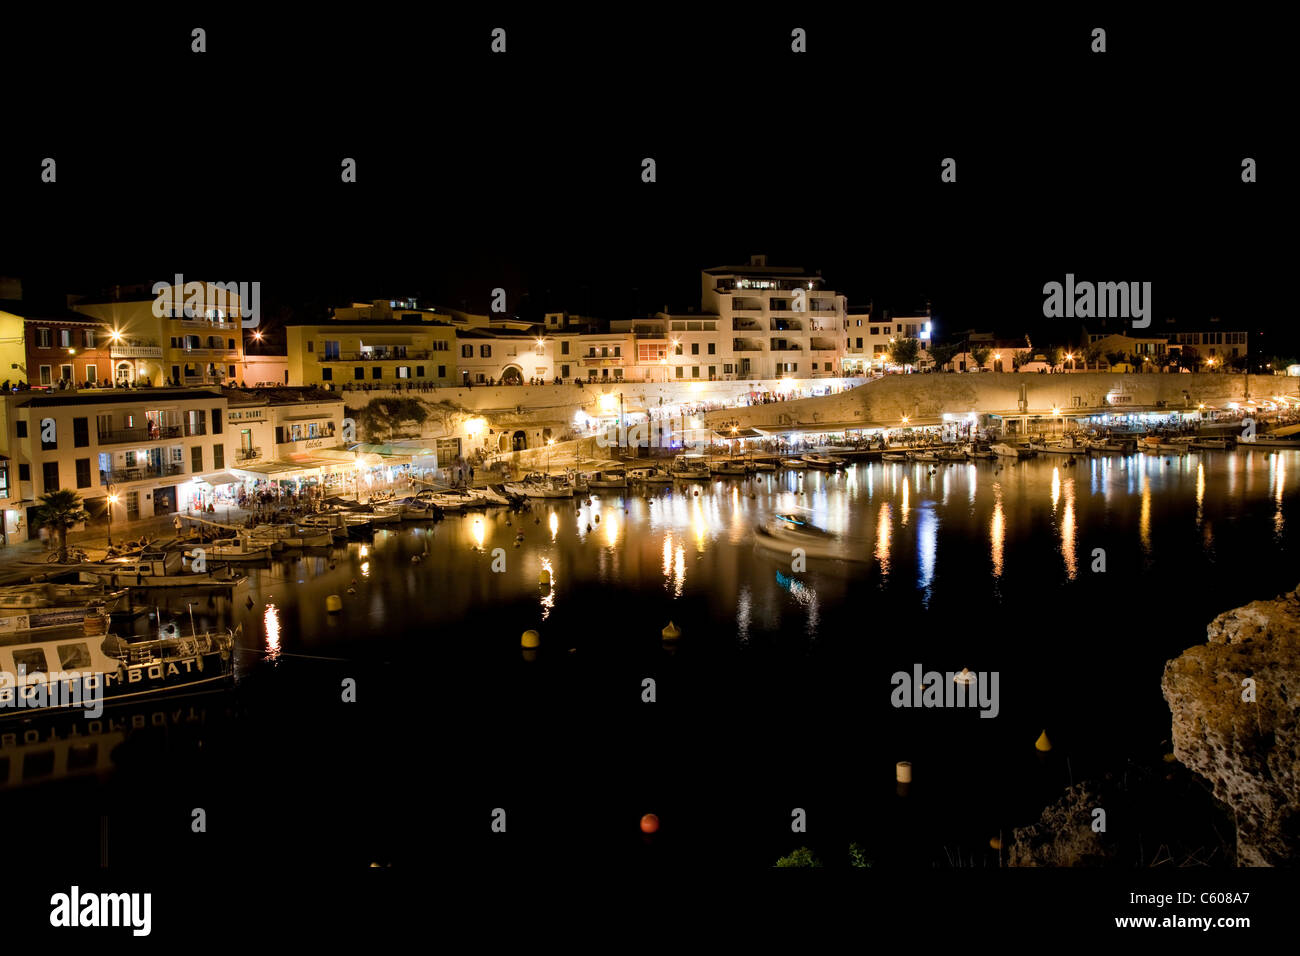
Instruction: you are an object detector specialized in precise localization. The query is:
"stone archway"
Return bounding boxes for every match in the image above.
[500,365,523,385]
[511,430,527,451]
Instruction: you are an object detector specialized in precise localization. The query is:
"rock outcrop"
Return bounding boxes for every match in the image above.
[1008,783,1117,866]
[1162,586,1300,866]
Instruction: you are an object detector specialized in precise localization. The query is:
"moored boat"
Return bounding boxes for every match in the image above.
[78,551,246,588]
[709,459,748,477]
[669,454,711,481]
[801,453,846,470]
[627,466,673,484]
[587,469,629,489]
[991,443,1035,459]
[753,513,861,561]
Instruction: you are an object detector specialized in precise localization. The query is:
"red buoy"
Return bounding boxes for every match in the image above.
[640,813,659,834]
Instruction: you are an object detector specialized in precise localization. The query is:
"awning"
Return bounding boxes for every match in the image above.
[713,427,764,440]
[231,461,320,481]
[196,471,241,486]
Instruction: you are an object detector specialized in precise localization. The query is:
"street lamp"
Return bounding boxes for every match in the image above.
[1066,352,1075,372]
[106,488,118,547]
[546,437,556,474]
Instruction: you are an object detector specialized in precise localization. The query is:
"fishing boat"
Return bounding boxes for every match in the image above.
[880,451,908,462]
[801,453,846,470]
[0,614,239,718]
[248,524,334,548]
[627,466,673,484]
[936,447,969,462]
[205,536,273,562]
[907,449,940,462]
[503,475,573,498]
[991,443,1035,459]
[781,457,809,468]
[1189,437,1236,451]
[1031,435,1089,455]
[753,513,859,561]
[0,585,127,636]
[669,454,710,481]
[749,460,777,472]
[78,551,245,588]
[586,469,628,489]
[709,459,748,477]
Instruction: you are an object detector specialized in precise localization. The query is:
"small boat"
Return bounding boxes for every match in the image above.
[1086,441,1130,455]
[204,536,273,562]
[627,466,673,484]
[781,458,809,468]
[297,513,351,540]
[709,460,748,477]
[936,447,970,462]
[749,460,777,472]
[907,449,940,462]
[79,551,246,588]
[0,585,127,636]
[395,496,440,521]
[753,513,861,561]
[249,524,334,548]
[587,469,629,489]
[0,617,239,718]
[669,454,711,481]
[801,453,846,470]
[880,451,908,462]
[991,443,1035,459]
[1189,437,1235,450]
[504,476,573,498]
[1031,435,1089,455]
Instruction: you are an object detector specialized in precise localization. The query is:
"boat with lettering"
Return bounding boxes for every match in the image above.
[0,613,239,719]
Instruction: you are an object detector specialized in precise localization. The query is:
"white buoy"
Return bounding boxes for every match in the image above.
[896,761,912,783]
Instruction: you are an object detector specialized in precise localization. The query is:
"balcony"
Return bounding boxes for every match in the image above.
[770,344,803,352]
[732,320,763,332]
[110,345,164,359]
[579,356,623,367]
[770,319,803,332]
[105,463,186,484]
[97,425,183,444]
[732,340,763,352]
[236,446,262,461]
[318,350,439,362]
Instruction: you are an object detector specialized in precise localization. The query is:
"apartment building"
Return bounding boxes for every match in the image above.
[286,318,457,387]
[700,257,846,380]
[843,308,934,373]
[226,388,349,486]
[0,388,231,539]
[457,329,554,384]
[69,281,248,386]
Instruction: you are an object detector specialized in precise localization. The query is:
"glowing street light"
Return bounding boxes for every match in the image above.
[106,489,118,546]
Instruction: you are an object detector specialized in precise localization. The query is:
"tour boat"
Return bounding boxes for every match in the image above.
[991,443,1035,459]
[78,551,246,588]
[753,513,858,561]
[709,460,748,476]
[800,453,846,469]
[627,467,673,484]
[669,454,711,481]
[0,616,240,718]
[587,469,629,489]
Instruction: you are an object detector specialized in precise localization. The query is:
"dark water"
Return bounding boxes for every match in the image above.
[4,449,1296,868]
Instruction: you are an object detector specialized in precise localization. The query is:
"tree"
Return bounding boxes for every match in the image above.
[890,337,921,367]
[775,847,823,868]
[971,346,991,371]
[1104,351,1126,369]
[354,398,429,443]
[1084,343,1104,370]
[1012,349,1033,371]
[1177,347,1203,372]
[34,489,90,561]
[926,341,961,371]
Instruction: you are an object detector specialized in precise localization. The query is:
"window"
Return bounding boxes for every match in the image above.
[707,343,716,355]
[19,464,30,482]
[724,364,734,373]
[561,365,570,377]
[213,445,224,469]
[354,367,364,380]
[691,366,700,378]
[398,367,410,379]
[371,367,382,379]
[57,643,92,670]
[675,367,683,379]
[480,345,492,358]
[73,417,89,447]
[856,338,863,348]
[614,346,621,357]
[870,327,879,335]
[13,647,48,676]
[75,459,91,488]
[125,491,139,519]
[613,369,623,380]
[16,421,27,438]
[675,343,683,355]
[228,339,235,350]
[436,366,445,377]
[60,364,73,381]
[191,446,203,473]
[37,328,51,348]
[228,365,235,377]
[561,341,570,355]
[41,423,56,451]
[59,329,72,347]
[40,366,52,385]
[461,345,473,358]
[42,461,60,493]
[691,343,699,355]
[84,330,96,348]
[86,364,97,383]
[211,409,222,434]
[433,341,449,351]
[322,367,333,381]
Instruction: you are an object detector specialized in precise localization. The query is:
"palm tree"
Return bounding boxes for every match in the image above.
[34,489,91,562]
[971,346,991,371]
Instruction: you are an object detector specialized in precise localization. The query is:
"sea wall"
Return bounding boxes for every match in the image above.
[1162,585,1300,866]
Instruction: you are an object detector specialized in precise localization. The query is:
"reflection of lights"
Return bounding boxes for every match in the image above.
[472,516,485,550]
[917,507,937,601]
[900,476,909,524]
[604,511,618,547]
[990,487,1004,578]
[1051,467,1061,510]
[673,546,685,596]
[875,503,892,577]
[1139,473,1151,554]
[662,534,673,583]
[1196,461,1205,525]
[361,561,370,577]
[540,558,555,619]
[264,603,281,660]
[549,510,558,541]
[360,545,368,557]
[1062,480,1076,580]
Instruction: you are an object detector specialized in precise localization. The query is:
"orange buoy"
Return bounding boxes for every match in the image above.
[640,813,659,834]
[1035,730,1052,752]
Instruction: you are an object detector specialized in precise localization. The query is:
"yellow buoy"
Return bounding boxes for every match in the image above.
[325,594,343,613]
[989,836,1002,850]
[661,621,681,642]
[521,629,541,649]
[538,569,551,586]
[896,761,912,783]
[1035,730,1052,752]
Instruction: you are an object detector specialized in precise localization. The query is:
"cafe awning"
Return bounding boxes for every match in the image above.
[196,471,241,486]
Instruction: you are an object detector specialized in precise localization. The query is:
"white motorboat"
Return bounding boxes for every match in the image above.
[750,460,777,471]
[991,443,1035,459]
[79,551,246,588]
[0,584,126,636]
[709,459,748,476]
[880,451,908,462]
[504,476,573,498]
[781,458,808,468]
[249,524,334,548]
[753,513,860,561]
[204,536,273,562]
[908,449,940,462]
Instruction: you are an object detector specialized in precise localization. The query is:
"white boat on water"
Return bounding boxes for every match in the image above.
[801,453,846,470]
[473,486,513,506]
[395,496,439,520]
[79,551,246,588]
[908,449,940,462]
[750,460,777,471]
[1031,435,1089,455]
[669,454,710,481]
[204,536,273,562]
[881,451,908,462]
[1189,437,1236,451]
[587,469,628,489]
[249,524,334,548]
[627,466,673,484]
[991,443,1035,459]
[781,458,808,468]
[504,476,573,498]
[709,459,748,476]
[753,513,861,561]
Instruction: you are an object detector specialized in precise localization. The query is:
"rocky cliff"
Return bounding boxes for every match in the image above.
[1162,586,1300,866]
